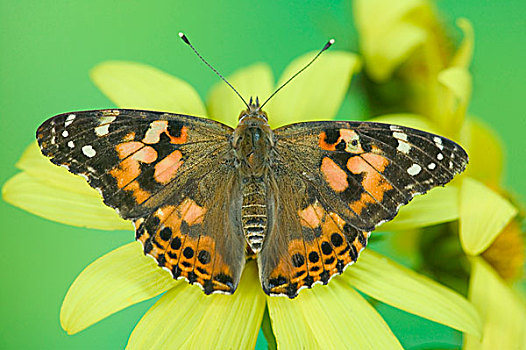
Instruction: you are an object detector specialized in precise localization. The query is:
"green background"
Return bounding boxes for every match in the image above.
[1,0,524,349]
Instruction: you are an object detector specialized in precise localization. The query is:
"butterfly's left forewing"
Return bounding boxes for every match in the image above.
[273,121,468,232]
[37,109,247,294]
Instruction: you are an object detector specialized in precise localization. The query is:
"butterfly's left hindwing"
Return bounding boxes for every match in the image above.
[37,109,247,294]
[259,169,370,297]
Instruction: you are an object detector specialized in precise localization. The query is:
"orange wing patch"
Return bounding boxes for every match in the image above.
[266,201,369,297]
[135,199,235,295]
[110,143,159,204]
[347,151,393,214]
[110,121,190,202]
[321,157,348,192]
[115,141,143,158]
[154,150,183,184]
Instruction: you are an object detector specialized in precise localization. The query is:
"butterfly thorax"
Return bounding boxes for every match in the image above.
[232,103,273,253]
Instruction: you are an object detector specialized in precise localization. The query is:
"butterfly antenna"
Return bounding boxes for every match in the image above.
[259,38,335,110]
[179,32,250,109]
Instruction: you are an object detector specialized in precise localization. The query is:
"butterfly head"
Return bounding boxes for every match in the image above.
[238,96,268,123]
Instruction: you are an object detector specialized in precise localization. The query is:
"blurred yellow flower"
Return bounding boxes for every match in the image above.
[481,220,525,282]
[2,51,482,348]
[353,0,526,348]
[354,0,473,136]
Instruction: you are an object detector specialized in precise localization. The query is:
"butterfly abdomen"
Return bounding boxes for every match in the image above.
[241,179,267,253]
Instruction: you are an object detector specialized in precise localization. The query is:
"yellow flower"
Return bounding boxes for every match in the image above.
[464,257,526,349]
[2,51,482,348]
[353,0,473,136]
[481,220,524,282]
[353,1,526,347]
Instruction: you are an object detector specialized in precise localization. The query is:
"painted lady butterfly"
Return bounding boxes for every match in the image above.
[36,36,468,298]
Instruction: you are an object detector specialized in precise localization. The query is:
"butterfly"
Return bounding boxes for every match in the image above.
[36,102,467,298]
[36,36,468,298]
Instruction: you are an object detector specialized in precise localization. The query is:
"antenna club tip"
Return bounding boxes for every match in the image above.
[179,32,190,45]
[322,38,335,51]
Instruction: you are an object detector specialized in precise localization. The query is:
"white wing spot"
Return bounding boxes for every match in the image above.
[393,131,411,154]
[428,162,436,170]
[390,125,402,131]
[62,130,69,138]
[82,145,96,158]
[397,141,411,154]
[65,114,76,127]
[437,153,444,160]
[407,164,422,176]
[95,124,111,136]
[393,131,407,141]
[433,136,444,150]
[67,141,75,148]
[95,116,116,136]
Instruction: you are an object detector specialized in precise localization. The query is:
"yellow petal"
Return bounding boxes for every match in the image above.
[343,250,482,337]
[365,23,427,82]
[438,67,472,108]
[353,0,428,81]
[434,67,472,134]
[61,242,175,334]
[464,257,526,349]
[261,306,277,350]
[379,185,459,231]
[460,118,504,187]
[264,51,361,127]
[267,295,319,348]
[353,0,427,40]
[2,172,130,230]
[3,142,130,230]
[269,279,402,349]
[126,261,265,349]
[460,178,518,255]
[16,142,95,196]
[207,63,274,127]
[450,19,474,69]
[91,61,207,116]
